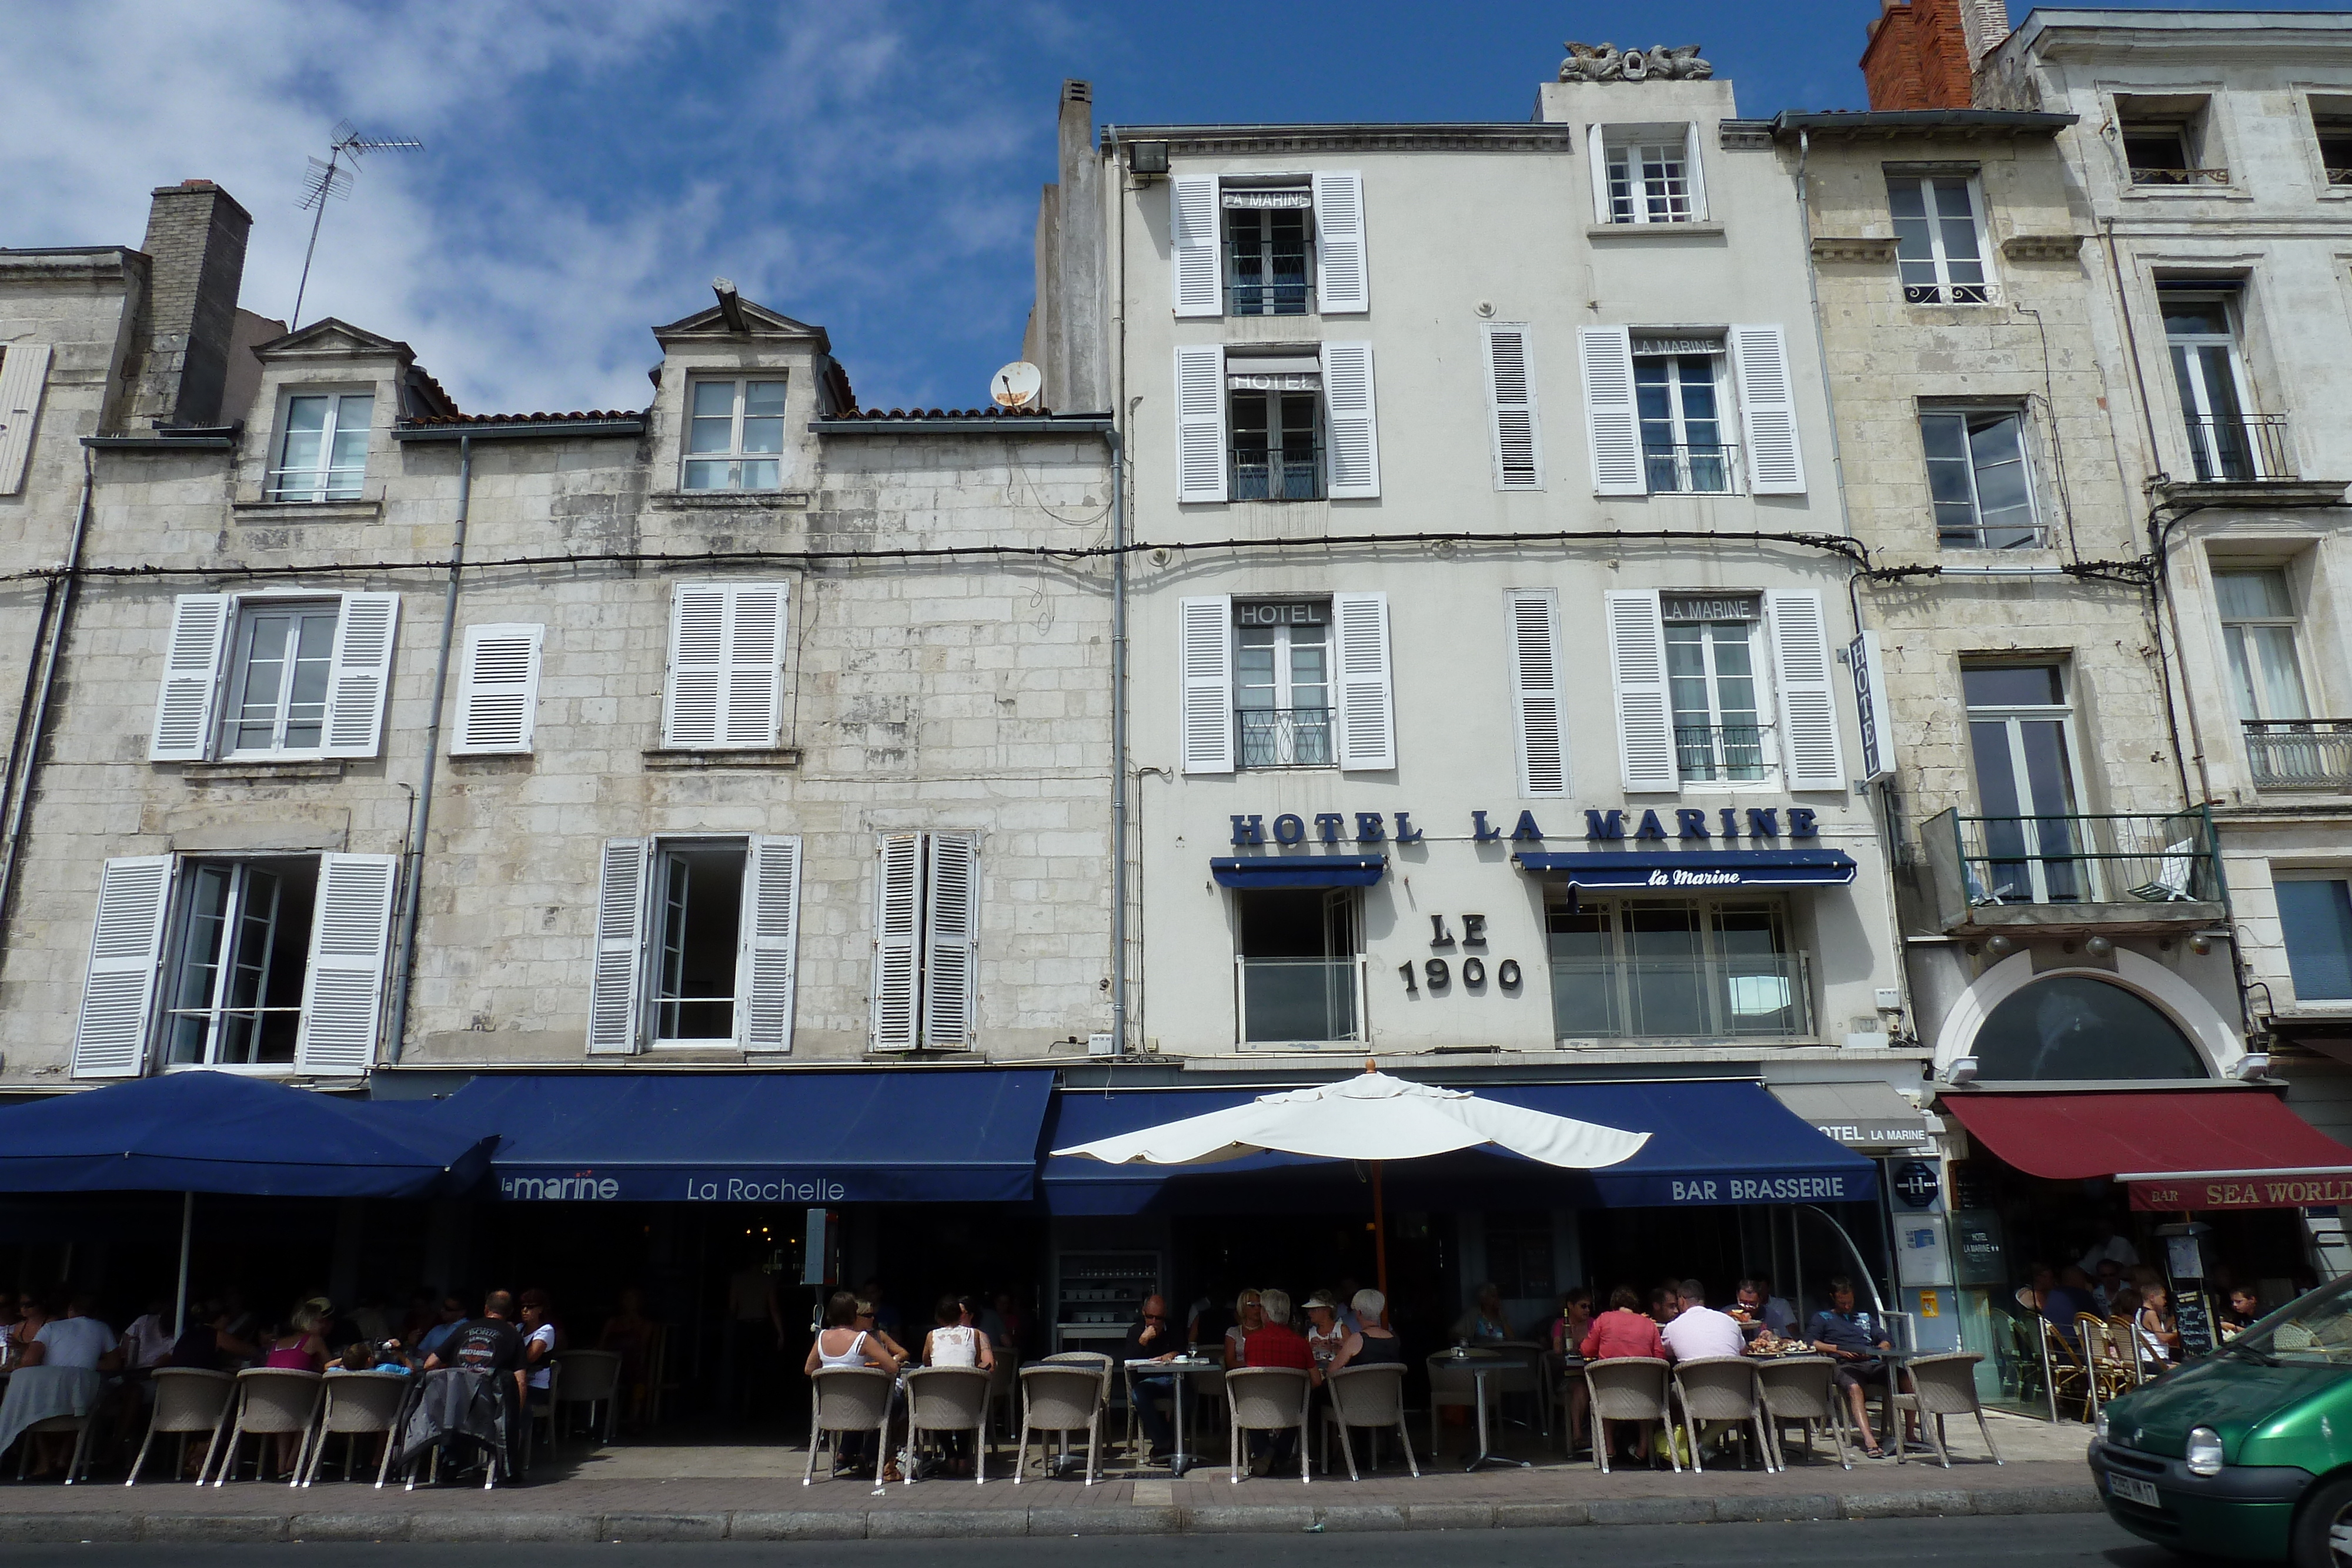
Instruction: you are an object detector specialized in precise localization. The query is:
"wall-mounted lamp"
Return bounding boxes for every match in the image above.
[1946,1056,1980,1086]
[2086,936,2114,959]
[1128,141,1170,177]
[2231,1052,2273,1082]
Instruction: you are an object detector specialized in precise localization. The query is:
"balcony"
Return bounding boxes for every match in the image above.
[1903,281,1998,306]
[1237,957,1364,1045]
[2129,164,2229,186]
[1237,706,1334,770]
[1231,452,1324,502]
[1920,806,2228,935]
[1674,722,1770,784]
[2184,415,2297,484]
[2246,720,2352,790]
[1642,442,1743,495]
[1551,951,1813,1041]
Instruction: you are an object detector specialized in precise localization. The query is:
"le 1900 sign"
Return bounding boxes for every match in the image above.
[1398,912,1521,997]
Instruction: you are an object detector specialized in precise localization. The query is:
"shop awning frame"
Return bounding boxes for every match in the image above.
[1512,848,1857,890]
[1211,855,1387,889]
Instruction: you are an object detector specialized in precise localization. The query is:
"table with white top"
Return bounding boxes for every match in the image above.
[1125,1355,1214,1477]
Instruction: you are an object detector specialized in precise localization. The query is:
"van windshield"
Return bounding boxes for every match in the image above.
[2231,1276,2352,1367]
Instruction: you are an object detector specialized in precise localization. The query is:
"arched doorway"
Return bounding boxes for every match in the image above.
[1970,974,2209,1082]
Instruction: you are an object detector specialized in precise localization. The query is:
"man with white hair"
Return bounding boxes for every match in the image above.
[1238,1286,1312,1475]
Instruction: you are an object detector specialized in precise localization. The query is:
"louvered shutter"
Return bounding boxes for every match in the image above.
[1508,589,1567,797]
[662,583,727,747]
[1606,590,1677,791]
[1730,325,1806,494]
[1170,176,1222,317]
[148,594,230,761]
[1588,125,1612,224]
[719,583,788,747]
[70,855,173,1078]
[1332,590,1396,771]
[1320,341,1380,499]
[586,839,648,1054]
[320,591,400,757]
[739,835,801,1052]
[293,851,397,1074]
[921,833,980,1049]
[1175,345,1227,504]
[871,831,923,1051]
[1178,594,1234,774]
[0,343,53,494]
[1578,326,1644,496]
[1766,590,1847,792]
[450,623,542,754]
[1484,325,1543,490]
[1682,121,1709,220]
[1312,170,1368,314]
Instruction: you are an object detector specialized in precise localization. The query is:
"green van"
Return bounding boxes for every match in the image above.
[2091,1275,2352,1564]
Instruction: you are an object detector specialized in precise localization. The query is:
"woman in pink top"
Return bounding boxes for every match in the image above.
[1578,1285,1666,1463]
[260,1301,329,1477]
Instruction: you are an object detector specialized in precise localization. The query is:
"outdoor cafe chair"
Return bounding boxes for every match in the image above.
[2037,1317,2092,1423]
[1671,1356,1778,1474]
[1583,1356,1679,1475]
[1224,1365,1310,1485]
[519,1359,562,1470]
[1014,1363,1105,1485]
[1185,1362,1228,1457]
[2075,1315,2136,1416]
[904,1366,991,1485]
[300,1370,411,1488]
[1753,1355,1849,1470]
[1889,1352,2003,1469]
[1319,1362,1418,1482]
[212,1368,325,1486]
[126,1367,233,1486]
[5,1366,104,1485]
[800,1366,894,1487]
[552,1349,621,1447]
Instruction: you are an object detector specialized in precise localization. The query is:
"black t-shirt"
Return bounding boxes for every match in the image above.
[1125,1318,1174,1362]
[447,1317,523,1377]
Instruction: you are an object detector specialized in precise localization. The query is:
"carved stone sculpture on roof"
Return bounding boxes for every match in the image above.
[1559,43,1713,83]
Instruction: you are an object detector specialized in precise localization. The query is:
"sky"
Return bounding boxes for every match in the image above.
[4,1,2340,414]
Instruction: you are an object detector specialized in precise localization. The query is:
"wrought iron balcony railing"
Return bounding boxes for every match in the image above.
[1673,721,1770,783]
[1944,807,2223,910]
[1642,442,1743,495]
[1231,453,1324,502]
[1237,706,1334,769]
[2130,165,2230,186]
[2246,720,2352,790]
[2184,414,2297,484]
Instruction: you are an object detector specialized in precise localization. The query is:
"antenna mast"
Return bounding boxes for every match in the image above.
[290,119,423,330]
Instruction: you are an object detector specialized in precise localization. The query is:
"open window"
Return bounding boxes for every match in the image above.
[2160,286,2291,481]
[1170,172,1367,318]
[1178,591,1393,774]
[2313,96,2352,186]
[148,591,400,763]
[1633,336,1733,494]
[1174,343,1379,504]
[2116,95,2224,186]
[1579,326,1800,497]
[1235,888,1362,1045]
[1921,406,2042,549]
[1606,589,1843,793]
[587,836,801,1055]
[1548,895,1809,1040]
[1235,599,1333,768]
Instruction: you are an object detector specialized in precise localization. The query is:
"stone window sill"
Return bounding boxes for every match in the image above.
[230,500,385,522]
[1589,221,1726,240]
[642,747,802,771]
[649,491,811,510]
[175,758,347,782]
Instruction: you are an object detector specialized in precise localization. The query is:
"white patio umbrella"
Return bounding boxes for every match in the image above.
[1053,1067,1650,1292]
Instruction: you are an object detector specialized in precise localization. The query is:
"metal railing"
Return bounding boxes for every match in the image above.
[2330,166,2352,186]
[1550,951,1813,1040]
[1947,807,2223,908]
[1227,263,1311,317]
[2184,414,2297,483]
[1237,706,1334,769]
[1237,956,1364,1045]
[1673,721,1770,783]
[1642,442,1742,494]
[1903,281,1998,306]
[2246,720,2352,790]
[2129,164,2230,185]
[1231,452,1324,502]
[265,467,366,503]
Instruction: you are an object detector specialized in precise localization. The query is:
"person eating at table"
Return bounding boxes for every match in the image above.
[1660,1280,1745,1362]
[1808,1275,1895,1459]
[1730,1277,1798,1338]
[1124,1293,1180,1463]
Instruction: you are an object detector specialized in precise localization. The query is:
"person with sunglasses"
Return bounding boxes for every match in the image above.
[1124,1294,1180,1462]
[804,1290,901,1480]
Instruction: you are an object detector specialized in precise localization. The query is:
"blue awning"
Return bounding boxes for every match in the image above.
[405,1070,1053,1204]
[1514,849,1857,890]
[1212,855,1387,888]
[1042,1079,1876,1214]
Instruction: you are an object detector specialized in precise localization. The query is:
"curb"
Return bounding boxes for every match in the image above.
[0,1485,2105,1542]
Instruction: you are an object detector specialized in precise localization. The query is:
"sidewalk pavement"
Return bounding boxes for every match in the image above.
[0,1410,2100,1543]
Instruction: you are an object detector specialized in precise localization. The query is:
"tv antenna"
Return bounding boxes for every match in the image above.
[290,120,423,330]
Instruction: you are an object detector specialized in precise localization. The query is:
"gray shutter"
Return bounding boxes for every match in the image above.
[739,834,801,1052]
[293,851,398,1075]
[1171,176,1223,317]
[662,582,727,748]
[1179,595,1235,775]
[1175,345,1227,503]
[1332,590,1396,771]
[1578,326,1644,496]
[1730,324,1806,494]
[1485,325,1543,490]
[586,839,648,1054]
[1606,590,1677,791]
[1765,590,1847,791]
[1319,341,1380,500]
[148,594,230,761]
[1508,588,1567,798]
[320,591,400,757]
[871,831,922,1051]
[0,343,53,494]
[450,623,542,754]
[920,833,979,1049]
[70,855,173,1079]
[1587,125,1612,225]
[718,583,789,748]
[1311,170,1369,314]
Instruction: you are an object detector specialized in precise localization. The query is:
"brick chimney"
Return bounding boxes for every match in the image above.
[1860,0,2010,111]
[129,180,252,429]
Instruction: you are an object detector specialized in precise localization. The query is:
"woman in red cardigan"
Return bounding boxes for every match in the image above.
[1579,1285,1666,1463]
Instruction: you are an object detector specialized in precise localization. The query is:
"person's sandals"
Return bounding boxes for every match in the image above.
[1863,1444,1886,1459]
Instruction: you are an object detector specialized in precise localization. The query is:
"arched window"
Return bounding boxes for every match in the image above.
[1971,976,2208,1082]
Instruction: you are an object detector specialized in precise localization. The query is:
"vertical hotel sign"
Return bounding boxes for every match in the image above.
[1849,631,1895,785]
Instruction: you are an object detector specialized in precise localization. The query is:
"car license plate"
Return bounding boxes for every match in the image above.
[2109,1475,2160,1509]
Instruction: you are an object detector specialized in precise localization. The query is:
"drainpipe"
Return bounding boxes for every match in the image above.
[1106,426,1128,1054]
[385,433,472,1065]
[0,449,96,952]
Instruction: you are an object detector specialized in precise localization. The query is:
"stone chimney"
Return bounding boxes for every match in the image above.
[129,180,252,429]
[1860,0,2010,111]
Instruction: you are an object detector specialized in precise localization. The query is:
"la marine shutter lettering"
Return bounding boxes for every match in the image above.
[1606,590,1677,791]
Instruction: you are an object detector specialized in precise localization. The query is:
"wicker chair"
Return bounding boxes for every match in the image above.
[1754,1355,1849,1469]
[800,1366,894,1487]
[1224,1366,1310,1485]
[212,1368,325,1486]
[1890,1352,2004,1467]
[1320,1363,1418,1481]
[7,1366,104,1484]
[1583,1356,1678,1475]
[1015,1363,1105,1485]
[2039,1317,2092,1423]
[2076,1315,2136,1417]
[299,1370,412,1487]
[1671,1356,1778,1473]
[126,1368,233,1486]
[551,1349,620,1447]
[904,1366,992,1485]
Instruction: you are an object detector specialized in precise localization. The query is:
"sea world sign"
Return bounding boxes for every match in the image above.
[497,1171,849,1203]
[2130,1175,2352,1212]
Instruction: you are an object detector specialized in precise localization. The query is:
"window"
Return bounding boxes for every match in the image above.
[2117,96,2223,185]
[1227,358,1324,501]
[2216,569,2310,722]
[682,377,786,491]
[1593,127,1702,225]
[1170,172,1367,318]
[1174,343,1378,505]
[2313,98,2352,185]
[2163,291,2284,482]
[871,831,978,1051]
[1969,975,2207,1079]
[1224,188,1312,316]
[1888,174,1991,303]
[587,837,800,1054]
[148,592,400,764]
[223,601,339,756]
[660,582,789,750]
[1605,589,1844,793]
[1633,344,1732,494]
[1236,888,1361,1045]
[654,844,746,1042]
[1235,600,1332,768]
[270,393,372,502]
[2278,878,2352,1002]
[1962,664,2087,904]
[1548,895,1808,1039]
[1579,326,1800,499]
[1922,409,2042,549]
[163,859,315,1066]
[1664,595,1766,784]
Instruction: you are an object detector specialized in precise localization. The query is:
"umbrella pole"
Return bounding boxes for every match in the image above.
[1372,1160,1388,1298]
[172,1192,193,1338]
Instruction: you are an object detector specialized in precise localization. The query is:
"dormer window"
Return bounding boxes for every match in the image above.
[269,393,372,502]
[683,376,786,491]
[2117,95,2224,186]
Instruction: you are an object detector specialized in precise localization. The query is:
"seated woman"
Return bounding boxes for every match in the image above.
[918,1293,994,1476]
[1452,1282,1511,1345]
[1549,1288,1593,1357]
[1327,1288,1404,1374]
[1222,1289,1264,1370]
[803,1289,903,1481]
[1579,1285,1665,1463]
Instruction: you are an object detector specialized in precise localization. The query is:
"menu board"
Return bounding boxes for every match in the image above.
[2174,1289,2217,1358]
[1949,1209,2009,1288]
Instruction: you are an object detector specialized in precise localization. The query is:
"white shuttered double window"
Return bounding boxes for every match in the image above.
[1577,326,1805,497]
[1603,588,1845,793]
[585,835,803,1055]
[1169,170,1369,317]
[1180,593,1393,774]
[661,582,789,750]
[148,591,400,763]
[1173,343,1379,503]
[871,831,980,1051]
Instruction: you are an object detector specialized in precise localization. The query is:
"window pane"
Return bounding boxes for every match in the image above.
[683,459,731,490]
[743,380,787,418]
[2280,881,2352,1001]
[654,847,746,1040]
[1288,625,1328,710]
[233,614,292,750]
[2247,624,2310,720]
[166,865,235,1065]
[336,394,374,430]
[2163,299,2232,337]
[1962,665,2062,707]
[1972,975,2208,1080]
[2215,568,2294,620]
[1235,625,1277,707]
[740,380,786,456]
[283,610,336,749]
[738,459,780,489]
[691,381,737,417]
[1547,905,1619,1037]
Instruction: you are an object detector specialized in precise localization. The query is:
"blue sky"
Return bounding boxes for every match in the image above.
[4,2,2338,413]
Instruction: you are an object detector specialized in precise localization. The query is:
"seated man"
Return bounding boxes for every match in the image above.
[1122,1294,1179,1462]
[1241,1288,1313,1475]
[1806,1276,1894,1459]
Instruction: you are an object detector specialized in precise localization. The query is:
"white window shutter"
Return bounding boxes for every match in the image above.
[0,343,53,495]
[871,831,923,1052]
[1578,326,1645,496]
[921,833,980,1049]
[1332,590,1396,771]
[719,583,788,747]
[450,623,542,754]
[738,834,801,1052]
[1606,590,1677,791]
[1320,341,1380,499]
[1484,325,1543,490]
[1730,325,1806,494]
[293,851,398,1075]
[1170,176,1223,317]
[148,594,230,761]
[1682,121,1709,219]
[662,583,727,748]
[1175,345,1227,504]
[1766,590,1847,792]
[70,855,173,1078]
[1508,589,1568,798]
[1179,594,1235,775]
[587,839,648,1054]
[320,591,400,757]
[1312,170,1369,314]
[1588,125,1612,225]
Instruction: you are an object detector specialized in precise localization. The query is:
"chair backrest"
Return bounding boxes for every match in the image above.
[233,1368,323,1433]
[1672,1356,1760,1420]
[2040,1315,2085,1369]
[149,1368,235,1433]
[1041,1350,1112,1395]
[1904,1352,1985,1417]
[553,1349,621,1403]
[988,1354,1018,1398]
[1583,1355,1669,1420]
[1326,1362,1407,1425]
[810,1365,893,1430]
[1021,1364,1105,1430]
[905,1365,991,1430]
[320,1370,411,1433]
[1753,1355,1836,1420]
[1225,1366,1309,1430]
[2077,1314,2122,1366]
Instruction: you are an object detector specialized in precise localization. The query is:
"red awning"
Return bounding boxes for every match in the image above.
[1941,1089,2352,1212]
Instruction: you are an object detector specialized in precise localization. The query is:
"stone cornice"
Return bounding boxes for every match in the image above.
[1103,123,1573,156]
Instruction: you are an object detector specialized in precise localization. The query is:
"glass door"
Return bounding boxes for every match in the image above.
[2164,295,2255,482]
[1964,666,2088,903]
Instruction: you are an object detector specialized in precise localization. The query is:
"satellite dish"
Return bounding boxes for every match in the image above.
[991,361,1043,410]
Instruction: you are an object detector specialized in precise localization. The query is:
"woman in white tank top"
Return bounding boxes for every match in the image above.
[923,1294,997,1370]
[802,1291,902,1480]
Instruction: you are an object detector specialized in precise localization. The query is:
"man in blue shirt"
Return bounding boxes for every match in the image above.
[1807,1276,1893,1458]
